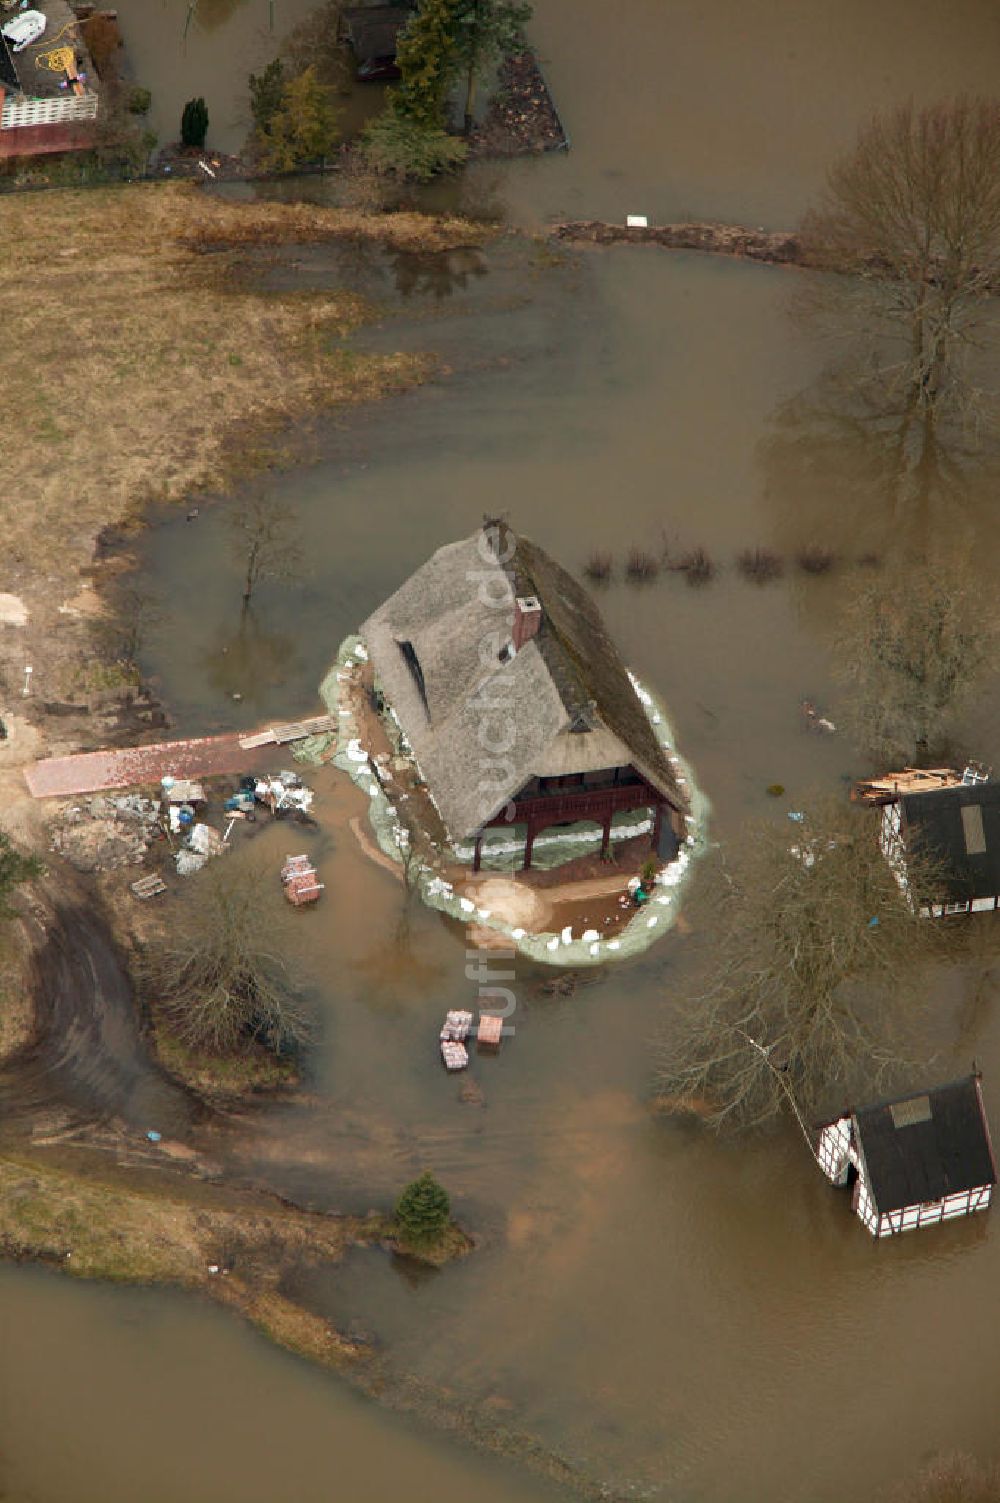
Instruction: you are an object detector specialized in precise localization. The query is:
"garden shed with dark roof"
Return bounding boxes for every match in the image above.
[816,1076,996,1237]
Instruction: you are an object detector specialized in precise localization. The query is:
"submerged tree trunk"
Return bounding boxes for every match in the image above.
[464,61,476,135]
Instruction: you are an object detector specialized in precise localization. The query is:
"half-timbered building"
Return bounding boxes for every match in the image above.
[816,1076,996,1237]
[880,781,1000,917]
[360,522,688,870]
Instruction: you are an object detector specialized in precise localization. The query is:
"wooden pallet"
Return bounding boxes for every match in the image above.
[238,715,337,751]
[131,874,167,899]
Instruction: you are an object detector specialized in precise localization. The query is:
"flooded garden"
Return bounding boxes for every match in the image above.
[6,2,1000,1501]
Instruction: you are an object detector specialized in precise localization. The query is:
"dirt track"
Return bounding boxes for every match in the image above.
[0,883,197,1136]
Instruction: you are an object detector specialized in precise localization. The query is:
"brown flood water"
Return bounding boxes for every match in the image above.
[11,4,1000,1502]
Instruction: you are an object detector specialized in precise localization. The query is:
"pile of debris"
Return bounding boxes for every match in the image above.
[280,853,324,907]
[50,794,160,873]
[438,1009,505,1070]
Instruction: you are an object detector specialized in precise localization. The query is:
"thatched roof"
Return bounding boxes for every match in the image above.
[361,523,685,841]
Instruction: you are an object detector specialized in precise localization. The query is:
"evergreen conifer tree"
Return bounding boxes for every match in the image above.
[180,97,209,149]
[394,1170,451,1246]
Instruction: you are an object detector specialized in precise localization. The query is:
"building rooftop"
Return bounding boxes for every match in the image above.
[900,781,1000,902]
[341,5,410,62]
[855,1076,996,1213]
[360,523,685,841]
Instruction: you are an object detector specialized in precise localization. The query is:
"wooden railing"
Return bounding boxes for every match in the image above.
[485,780,657,829]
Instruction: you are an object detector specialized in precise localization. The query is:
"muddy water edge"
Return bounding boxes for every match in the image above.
[9,2,1000,1502]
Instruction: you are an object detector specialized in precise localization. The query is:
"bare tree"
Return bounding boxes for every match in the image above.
[226,495,304,610]
[802,99,1000,426]
[835,558,999,764]
[139,862,312,1055]
[657,798,941,1132]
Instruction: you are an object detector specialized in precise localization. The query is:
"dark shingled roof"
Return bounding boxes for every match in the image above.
[900,782,1000,902]
[341,5,410,61]
[855,1076,996,1213]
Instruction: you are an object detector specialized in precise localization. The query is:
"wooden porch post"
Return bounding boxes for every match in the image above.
[473,833,483,872]
[601,813,612,858]
[652,802,663,852]
[524,821,537,871]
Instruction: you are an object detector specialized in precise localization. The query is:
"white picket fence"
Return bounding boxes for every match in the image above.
[1,92,98,130]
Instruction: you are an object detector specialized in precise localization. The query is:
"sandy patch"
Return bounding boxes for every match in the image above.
[458,877,553,930]
[0,594,28,626]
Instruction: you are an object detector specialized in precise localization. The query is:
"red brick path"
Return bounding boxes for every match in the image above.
[24,734,259,799]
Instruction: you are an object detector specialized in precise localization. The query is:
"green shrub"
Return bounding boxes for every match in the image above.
[360,111,467,183]
[249,58,284,135]
[127,87,151,116]
[255,65,339,172]
[394,1170,450,1247]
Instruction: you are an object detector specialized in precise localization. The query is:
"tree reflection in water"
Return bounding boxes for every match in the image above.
[387,247,489,302]
[203,608,302,711]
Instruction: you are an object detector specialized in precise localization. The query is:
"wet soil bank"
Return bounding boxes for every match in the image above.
[0,880,607,1498]
[554,218,806,266]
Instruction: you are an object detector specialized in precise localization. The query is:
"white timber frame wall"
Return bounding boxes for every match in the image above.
[879,802,1000,918]
[1,93,98,129]
[816,1112,994,1237]
[816,1118,853,1186]
[872,1186,992,1237]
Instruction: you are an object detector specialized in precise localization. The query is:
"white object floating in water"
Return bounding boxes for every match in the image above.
[561,925,573,945]
[652,713,661,724]
[355,643,369,661]
[459,897,476,913]
[647,915,658,928]
[607,940,621,951]
[546,937,560,952]
[655,894,672,906]
[581,929,599,943]
[590,942,601,957]
[346,739,368,763]
[478,909,492,919]
[511,927,525,940]
[626,214,649,228]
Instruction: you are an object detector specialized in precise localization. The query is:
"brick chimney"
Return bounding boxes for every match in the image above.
[512,595,542,651]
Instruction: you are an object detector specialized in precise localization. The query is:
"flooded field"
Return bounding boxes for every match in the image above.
[11,2,1000,1501]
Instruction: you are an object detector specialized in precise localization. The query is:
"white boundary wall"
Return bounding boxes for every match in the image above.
[1,93,97,129]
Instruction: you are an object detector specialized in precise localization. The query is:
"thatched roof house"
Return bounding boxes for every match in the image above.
[361,522,687,869]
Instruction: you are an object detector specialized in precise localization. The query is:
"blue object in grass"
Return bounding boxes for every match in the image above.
[868,916,879,928]
[146,1130,162,1143]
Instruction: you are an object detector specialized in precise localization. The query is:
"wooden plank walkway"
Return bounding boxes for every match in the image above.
[24,732,254,799]
[238,715,336,750]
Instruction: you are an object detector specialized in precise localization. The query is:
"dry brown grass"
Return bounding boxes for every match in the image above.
[2,184,461,575]
[0,920,35,1060]
[0,184,486,713]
